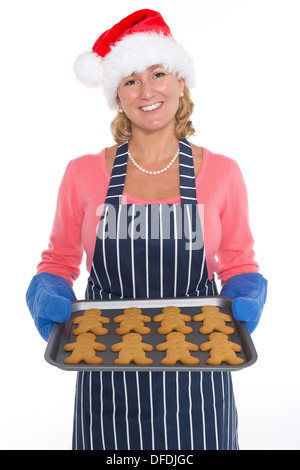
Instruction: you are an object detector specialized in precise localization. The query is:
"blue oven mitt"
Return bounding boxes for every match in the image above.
[220,273,267,333]
[26,272,77,341]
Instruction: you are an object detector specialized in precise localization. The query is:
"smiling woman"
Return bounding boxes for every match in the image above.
[26,8,267,451]
[111,83,195,145]
[116,66,184,136]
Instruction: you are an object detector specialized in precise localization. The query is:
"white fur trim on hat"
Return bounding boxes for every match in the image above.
[74,33,195,110]
[73,51,103,88]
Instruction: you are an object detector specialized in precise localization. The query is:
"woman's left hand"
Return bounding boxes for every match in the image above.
[220,273,268,333]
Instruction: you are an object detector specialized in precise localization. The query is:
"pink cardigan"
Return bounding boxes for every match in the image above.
[37,147,259,286]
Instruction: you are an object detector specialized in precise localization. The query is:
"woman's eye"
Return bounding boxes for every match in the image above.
[125,79,136,86]
[154,72,165,79]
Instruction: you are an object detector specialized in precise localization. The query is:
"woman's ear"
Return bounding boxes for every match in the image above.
[116,95,123,113]
[178,78,185,96]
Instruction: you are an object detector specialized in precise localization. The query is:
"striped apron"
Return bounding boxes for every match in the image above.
[72,139,239,450]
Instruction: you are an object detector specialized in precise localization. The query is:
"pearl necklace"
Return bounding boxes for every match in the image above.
[128,148,179,175]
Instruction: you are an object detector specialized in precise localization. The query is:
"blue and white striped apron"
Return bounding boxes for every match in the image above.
[72,139,239,450]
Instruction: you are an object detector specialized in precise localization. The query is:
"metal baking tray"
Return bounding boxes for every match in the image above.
[45,296,257,372]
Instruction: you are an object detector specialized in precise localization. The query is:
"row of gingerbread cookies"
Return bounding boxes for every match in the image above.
[63,306,244,365]
[67,304,236,336]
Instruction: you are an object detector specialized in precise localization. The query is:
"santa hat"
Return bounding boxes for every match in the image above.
[74,9,195,110]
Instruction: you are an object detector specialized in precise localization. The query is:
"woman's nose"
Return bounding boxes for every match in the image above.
[139,80,155,100]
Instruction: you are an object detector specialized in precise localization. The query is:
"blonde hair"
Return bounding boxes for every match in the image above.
[110,87,195,144]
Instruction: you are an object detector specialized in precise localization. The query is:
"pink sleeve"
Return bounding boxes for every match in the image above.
[216,160,259,284]
[36,160,84,285]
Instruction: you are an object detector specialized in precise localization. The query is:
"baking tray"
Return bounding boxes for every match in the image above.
[45,296,257,372]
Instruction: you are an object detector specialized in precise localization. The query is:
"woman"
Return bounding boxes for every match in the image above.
[26,9,267,450]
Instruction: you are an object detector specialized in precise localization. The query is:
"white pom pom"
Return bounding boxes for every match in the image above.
[73,51,103,87]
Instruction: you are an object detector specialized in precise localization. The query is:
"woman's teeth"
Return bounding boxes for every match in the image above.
[140,102,162,112]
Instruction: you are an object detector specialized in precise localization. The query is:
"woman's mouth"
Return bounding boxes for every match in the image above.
[139,102,163,112]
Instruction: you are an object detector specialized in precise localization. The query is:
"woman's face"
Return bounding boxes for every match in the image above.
[117,65,185,134]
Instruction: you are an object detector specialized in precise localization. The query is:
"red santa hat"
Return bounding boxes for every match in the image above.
[74,9,195,110]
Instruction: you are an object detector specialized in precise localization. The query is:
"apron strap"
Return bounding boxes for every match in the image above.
[104,139,197,206]
[104,142,128,207]
[179,139,197,205]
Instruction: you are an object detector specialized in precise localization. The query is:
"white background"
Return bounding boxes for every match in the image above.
[0,0,299,450]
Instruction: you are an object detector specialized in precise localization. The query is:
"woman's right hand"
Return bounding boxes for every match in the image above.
[26,272,77,341]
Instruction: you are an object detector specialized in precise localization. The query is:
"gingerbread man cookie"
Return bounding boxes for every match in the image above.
[72,308,110,335]
[113,307,151,335]
[200,332,244,365]
[193,306,234,335]
[156,332,200,365]
[64,333,106,365]
[153,306,192,334]
[111,333,153,365]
